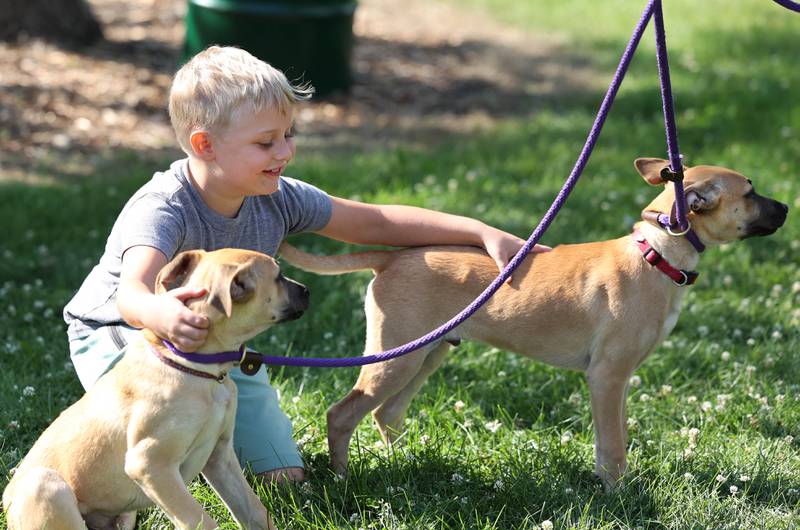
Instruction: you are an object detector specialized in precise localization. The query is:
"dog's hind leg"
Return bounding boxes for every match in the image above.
[372,341,451,444]
[4,467,86,530]
[327,338,437,474]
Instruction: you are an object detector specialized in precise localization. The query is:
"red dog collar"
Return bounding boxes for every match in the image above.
[632,230,699,286]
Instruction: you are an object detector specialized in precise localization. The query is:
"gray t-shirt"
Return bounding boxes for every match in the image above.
[63,158,333,342]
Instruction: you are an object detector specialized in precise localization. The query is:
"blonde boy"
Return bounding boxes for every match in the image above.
[64,46,549,483]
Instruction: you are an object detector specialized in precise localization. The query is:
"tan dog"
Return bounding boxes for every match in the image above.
[3,248,309,530]
[279,158,787,488]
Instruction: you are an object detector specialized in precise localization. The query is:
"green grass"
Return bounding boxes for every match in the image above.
[1,0,799,528]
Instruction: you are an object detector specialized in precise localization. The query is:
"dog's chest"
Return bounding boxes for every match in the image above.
[178,384,235,480]
[659,290,686,341]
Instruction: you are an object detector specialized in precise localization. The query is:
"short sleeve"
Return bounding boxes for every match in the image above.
[117,193,185,260]
[277,177,333,234]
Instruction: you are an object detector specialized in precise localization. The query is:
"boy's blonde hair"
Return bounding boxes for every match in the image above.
[169,46,313,153]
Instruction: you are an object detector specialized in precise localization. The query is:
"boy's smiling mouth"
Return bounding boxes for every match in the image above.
[262,167,284,177]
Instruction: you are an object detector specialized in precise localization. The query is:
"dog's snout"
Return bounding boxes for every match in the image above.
[278,278,309,322]
[742,197,788,238]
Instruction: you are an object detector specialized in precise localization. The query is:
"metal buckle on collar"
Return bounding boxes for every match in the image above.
[673,270,689,286]
[666,220,692,237]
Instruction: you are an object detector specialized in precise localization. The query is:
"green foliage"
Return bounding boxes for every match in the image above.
[1,1,798,528]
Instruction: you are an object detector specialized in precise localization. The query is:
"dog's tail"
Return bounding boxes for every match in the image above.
[278,242,394,275]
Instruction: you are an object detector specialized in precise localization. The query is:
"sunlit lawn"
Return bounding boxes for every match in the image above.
[1,0,798,528]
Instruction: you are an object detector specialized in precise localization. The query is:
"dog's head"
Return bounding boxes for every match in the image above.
[154,248,309,346]
[635,157,788,245]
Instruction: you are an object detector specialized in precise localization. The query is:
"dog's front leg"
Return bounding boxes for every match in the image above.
[124,444,217,529]
[202,438,274,530]
[586,361,630,490]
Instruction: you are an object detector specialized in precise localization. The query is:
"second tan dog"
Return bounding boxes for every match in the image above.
[3,248,309,530]
[279,158,787,488]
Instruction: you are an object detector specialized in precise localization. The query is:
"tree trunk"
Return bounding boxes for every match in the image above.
[1,0,103,46]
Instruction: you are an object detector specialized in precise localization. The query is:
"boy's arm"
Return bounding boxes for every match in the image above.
[118,245,209,352]
[316,197,551,275]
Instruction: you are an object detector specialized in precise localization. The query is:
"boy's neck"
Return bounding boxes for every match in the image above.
[187,158,245,218]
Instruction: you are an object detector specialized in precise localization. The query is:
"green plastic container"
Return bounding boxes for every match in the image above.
[184,0,357,96]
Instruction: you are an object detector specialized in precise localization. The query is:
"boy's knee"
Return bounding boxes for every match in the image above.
[257,466,304,485]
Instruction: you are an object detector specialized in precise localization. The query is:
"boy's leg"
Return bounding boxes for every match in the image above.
[69,325,138,390]
[229,363,304,480]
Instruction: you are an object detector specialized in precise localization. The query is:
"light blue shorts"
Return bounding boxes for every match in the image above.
[69,325,303,474]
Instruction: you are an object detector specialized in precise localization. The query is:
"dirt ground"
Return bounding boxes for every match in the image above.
[0,0,601,183]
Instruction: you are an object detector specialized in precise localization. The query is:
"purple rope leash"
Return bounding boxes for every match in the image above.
[653,0,689,232]
[772,0,800,12]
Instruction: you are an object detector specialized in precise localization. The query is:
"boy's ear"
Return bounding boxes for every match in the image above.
[189,130,215,160]
[155,250,205,293]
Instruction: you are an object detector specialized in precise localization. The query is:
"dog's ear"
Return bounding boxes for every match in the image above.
[634,158,689,186]
[208,263,257,317]
[155,250,205,293]
[684,179,722,212]
[634,158,670,185]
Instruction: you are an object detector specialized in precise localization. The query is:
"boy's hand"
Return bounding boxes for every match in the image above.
[481,226,552,283]
[148,286,210,352]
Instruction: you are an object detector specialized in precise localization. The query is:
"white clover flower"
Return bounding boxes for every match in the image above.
[733,329,743,338]
[323,331,334,340]
[451,473,464,484]
[463,419,473,428]
[784,435,794,445]
[291,395,300,404]
[497,371,507,378]
[729,485,738,494]
[541,520,554,530]
[721,351,731,361]
[22,386,35,397]
[493,479,504,490]
[746,365,756,375]
[560,431,573,445]
[683,448,694,459]
[629,375,642,387]
[565,487,574,494]
[684,472,694,480]
[771,330,782,340]
[660,384,673,395]
[7,420,20,430]
[697,325,709,336]
[627,417,638,429]
[454,400,465,412]
[701,401,713,412]
[485,420,502,433]
[687,395,698,404]
[746,338,756,347]
[716,474,726,483]
[723,275,733,287]
[33,300,45,310]
[350,513,360,523]
[640,393,651,402]
[419,435,430,445]
[43,308,54,319]
[739,474,751,482]
[23,313,34,323]
[568,392,582,405]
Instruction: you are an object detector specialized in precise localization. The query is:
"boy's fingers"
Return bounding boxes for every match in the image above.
[532,244,553,253]
[172,286,208,302]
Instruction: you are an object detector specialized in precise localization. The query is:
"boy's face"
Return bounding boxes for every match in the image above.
[207,105,296,197]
